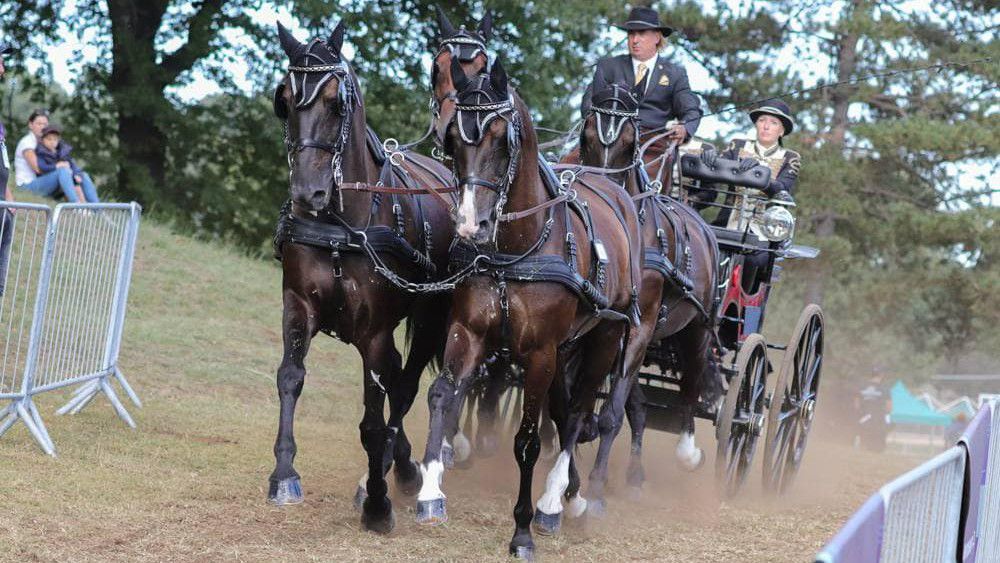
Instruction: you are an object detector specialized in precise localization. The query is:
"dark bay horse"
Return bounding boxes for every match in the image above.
[269,22,456,534]
[573,78,720,510]
[415,58,642,559]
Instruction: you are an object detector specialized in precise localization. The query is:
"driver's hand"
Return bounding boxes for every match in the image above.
[664,123,687,141]
[699,147,718,168]
[737,158,758,173]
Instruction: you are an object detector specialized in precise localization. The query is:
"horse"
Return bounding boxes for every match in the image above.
[268,21,456,534]
[572,77,721,510]
[414,57,643,559]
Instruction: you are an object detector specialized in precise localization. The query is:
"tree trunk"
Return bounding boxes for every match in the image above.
[107,0,171,203]
[804,0,861,306]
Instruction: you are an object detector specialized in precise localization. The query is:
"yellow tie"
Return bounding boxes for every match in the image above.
[635,62,648,86]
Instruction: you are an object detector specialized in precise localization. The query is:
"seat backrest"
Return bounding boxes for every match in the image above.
[679,154,771,191]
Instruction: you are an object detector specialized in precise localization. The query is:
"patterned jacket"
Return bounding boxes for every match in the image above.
[718,139,801,234]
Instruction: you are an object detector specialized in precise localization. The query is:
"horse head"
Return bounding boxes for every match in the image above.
[581,73,641,184]
[444,58,520,245]
[273,21,359,212]
[432,7,492,147]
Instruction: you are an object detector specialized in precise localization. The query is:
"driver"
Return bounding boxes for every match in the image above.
[702,100,801,293]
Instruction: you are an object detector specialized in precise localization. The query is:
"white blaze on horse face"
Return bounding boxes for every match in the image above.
[456,185,478,238]
[676,431,703,471]
[417,460,446,501]
[536,451,572,514]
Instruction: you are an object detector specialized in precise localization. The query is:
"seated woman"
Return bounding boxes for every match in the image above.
[27,124,100,203]
[703,100,801,293]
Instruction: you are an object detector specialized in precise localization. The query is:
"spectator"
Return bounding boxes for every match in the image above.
[34,125,99,203]
[13,108,47,194]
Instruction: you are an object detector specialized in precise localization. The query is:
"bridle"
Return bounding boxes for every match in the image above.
[274,39,358,208]
[450,75,523,243]
[430,32,490,147]
[588,83,641,170]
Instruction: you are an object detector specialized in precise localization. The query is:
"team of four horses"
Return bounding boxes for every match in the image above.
[269,10,824,560]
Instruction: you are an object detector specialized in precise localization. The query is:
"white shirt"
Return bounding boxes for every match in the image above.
[631,53,658,94]
[14,132,38,187]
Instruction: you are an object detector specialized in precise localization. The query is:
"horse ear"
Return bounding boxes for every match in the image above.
[436,5,456,38]
[272,84,288,120]
[277,22,303,59]
[490,57,508,94]
[477,10,493,40]
[327,21,346,55]
[630,80,644,99]
[449,55,470,93]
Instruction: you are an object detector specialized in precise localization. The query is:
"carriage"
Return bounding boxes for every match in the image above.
[630,149,825,496]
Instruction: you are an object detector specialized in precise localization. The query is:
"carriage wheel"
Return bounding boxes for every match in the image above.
[715,333,768,498]
[762,304,824,494]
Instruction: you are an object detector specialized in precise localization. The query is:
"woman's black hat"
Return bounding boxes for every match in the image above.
[749,99,795,135]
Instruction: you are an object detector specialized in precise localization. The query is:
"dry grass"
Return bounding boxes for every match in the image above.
[0,220,920,562]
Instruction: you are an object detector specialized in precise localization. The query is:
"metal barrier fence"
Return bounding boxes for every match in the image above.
[0,202,142,456]
[817,400,1000,563]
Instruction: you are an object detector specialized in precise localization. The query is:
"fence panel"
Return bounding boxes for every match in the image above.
[0,202,142,456]
[959,404,992,561]
[879,445,966,562]
[814,494,885,562]
[976,401,1000,559]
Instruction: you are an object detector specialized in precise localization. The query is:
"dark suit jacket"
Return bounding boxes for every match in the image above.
[581,54,702,138]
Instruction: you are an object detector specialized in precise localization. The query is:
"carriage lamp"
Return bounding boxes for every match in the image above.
[758,205,795,242]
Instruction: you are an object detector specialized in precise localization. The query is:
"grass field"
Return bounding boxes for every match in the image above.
[0,217,921,562]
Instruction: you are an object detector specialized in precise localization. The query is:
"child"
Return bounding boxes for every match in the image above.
[34,125,100,203]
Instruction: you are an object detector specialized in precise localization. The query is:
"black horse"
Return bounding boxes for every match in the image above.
[269,21,455,534]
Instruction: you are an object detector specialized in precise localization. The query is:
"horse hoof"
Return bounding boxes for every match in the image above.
[361,506,396,535]
[626,486,644,503]
[416,497,448,525]
[394,461,423,496]
[441,444,455,469]
[353,485,368,512]
[532,510,562,536]
[586,497,607,519]
[509,543,536,561]
[476,433,498,458]
[566,494,588,519]
[268,477,303,506]
[677,448,705,472]
[453,432,472,463]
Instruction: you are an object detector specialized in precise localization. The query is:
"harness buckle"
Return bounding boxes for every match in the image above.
[389,151,406,167]
[558,169,576,191]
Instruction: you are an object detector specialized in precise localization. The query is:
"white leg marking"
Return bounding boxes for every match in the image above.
[675,431,703,470]
[566,493,588,519]
[369,370,385,393]
[536,451,571,514]
[456,186,478,238]
[453,431,471,462]
[358,472,368,489]
[417,460,446,501]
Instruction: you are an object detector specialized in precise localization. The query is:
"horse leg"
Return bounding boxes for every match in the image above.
[415,323,485,525]
[357,330,402,534]
[475,357,508,458]
[581,322,632,518]
[675,325,712,471]
[625,380,648,494]
[441,379,473,468]
[268,296,317,505]
[510,347,557,559]
[386,302,448,496]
